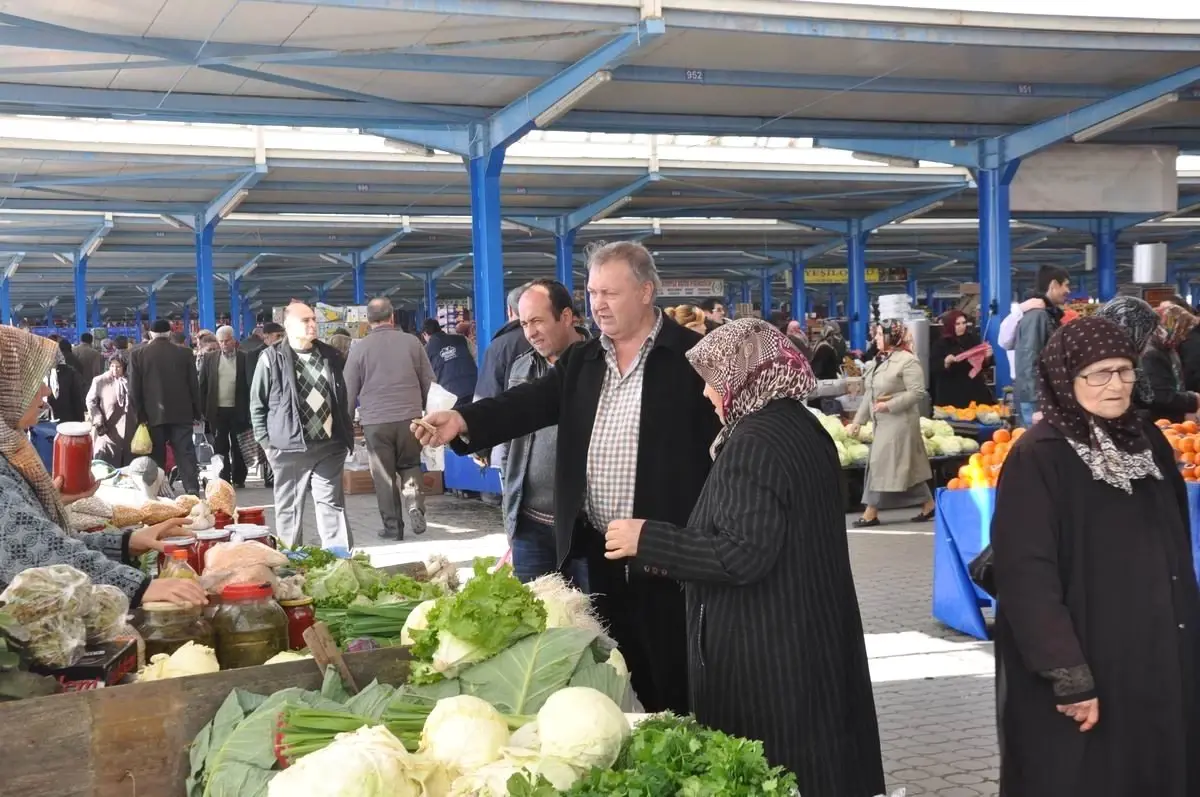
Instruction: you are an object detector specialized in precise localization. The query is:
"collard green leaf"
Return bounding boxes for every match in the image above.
[344,680,397,721]
[459,627,598,715]
[395,676,462,707]
[567,656,629,709]
[201,689,346,797]
[188,690,266,797]
[319,666,350,704]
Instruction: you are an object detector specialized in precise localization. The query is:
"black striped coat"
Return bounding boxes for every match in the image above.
[635,399,885,796]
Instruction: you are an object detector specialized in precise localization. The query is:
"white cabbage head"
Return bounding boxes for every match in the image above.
[536,686,631,771]
[420,694,511,774]
[267,725,437,797]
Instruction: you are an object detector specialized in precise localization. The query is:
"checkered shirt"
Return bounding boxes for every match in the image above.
[293,347,334,442]
[585,311,664,531]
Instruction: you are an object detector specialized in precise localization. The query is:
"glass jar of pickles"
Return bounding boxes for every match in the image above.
[137,602,215,659]
[212,583,288,669]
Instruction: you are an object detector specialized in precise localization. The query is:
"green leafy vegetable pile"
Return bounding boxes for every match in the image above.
[407,559,547,684]
[0,608,57,702]
[565,714,798,797]
[303,559,445,611]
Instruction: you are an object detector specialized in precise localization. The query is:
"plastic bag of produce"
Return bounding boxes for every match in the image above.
[24,615,87,669]
[131,424,152,456]
[204,478,237,517]
[83,585,131,644]
[200,541,288,594]
[140,500,188,525]
[0,564,93,626]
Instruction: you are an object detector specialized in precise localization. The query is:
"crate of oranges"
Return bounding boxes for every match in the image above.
[1157,419,1200,480]
[946,427,1024,490]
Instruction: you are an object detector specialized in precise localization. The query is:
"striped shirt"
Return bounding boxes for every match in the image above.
[585,311,664,530]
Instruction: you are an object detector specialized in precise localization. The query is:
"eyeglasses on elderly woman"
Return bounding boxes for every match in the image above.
[1076,365,1138,388]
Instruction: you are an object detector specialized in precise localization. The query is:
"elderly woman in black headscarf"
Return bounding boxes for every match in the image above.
[990,316,1200,797]
[46,337,86,423]
[603,319,885,797]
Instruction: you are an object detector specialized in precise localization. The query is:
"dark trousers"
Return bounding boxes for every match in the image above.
[579,523,689,714]
[363,421,425,538]
[149,423,199,495]
[210,407,248,485]
[511,515,589,592]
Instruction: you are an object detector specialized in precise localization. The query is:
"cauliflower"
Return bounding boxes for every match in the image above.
[268,725,443,797]
[138,641,219,681]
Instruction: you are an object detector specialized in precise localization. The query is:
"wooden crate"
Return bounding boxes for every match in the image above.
[0,647,410,797]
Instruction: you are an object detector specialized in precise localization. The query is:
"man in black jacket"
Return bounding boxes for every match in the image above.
[128,319,203,495]
[475,282,534,401]
[250,303,353,549]
[245,322,284,487]
[198,326,252,487]
[420,320,477,408]
[413,241,722,714]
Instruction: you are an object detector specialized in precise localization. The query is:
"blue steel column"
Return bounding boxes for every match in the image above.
[244,303,255,337]
[760,273,773,316]
[555,231,576,293]
[147,290,158,323]
[73,255,89,340]
[195,220,217,331]
[468,147,507,356]
[740,281,751,306]
[230,278,243,338]
[790,261,807,321]
[977,164,1017,390]
[352,253,367,305]
[134,308,143,341]
[0,279,10,325]
[90,298,101,330]
[907,273,918,302]
[1095,218,1118,302]
[846,227,869,350]
[46,306,53,327]
[182,304,191,341]
[424,277,438,326]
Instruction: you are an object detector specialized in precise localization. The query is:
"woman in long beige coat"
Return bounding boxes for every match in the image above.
[86,355,135,467]
[848,320,934,526]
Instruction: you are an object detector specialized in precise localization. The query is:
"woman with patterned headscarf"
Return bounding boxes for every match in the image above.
[989,316,1200,797]
[1140,303,1200,423]
[0,327,207,608]
[1095,295,1160,414]
[849,319,934,526]
[808,318,846,380]
[602,319,885,796]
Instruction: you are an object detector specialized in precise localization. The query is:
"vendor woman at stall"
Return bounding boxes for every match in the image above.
[929,310,993,408]
[0,327,207,608]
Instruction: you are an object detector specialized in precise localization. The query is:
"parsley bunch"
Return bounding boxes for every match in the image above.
[565,714,798,797]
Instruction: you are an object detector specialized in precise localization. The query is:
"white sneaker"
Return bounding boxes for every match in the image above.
[408,507,427,535]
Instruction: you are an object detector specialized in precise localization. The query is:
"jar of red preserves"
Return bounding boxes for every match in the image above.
[52,422,94,496]
[230,525,276,550]
[195,528,231,574]
[236,507,266,526]
[279,598,315,650]
[213,511,233,530]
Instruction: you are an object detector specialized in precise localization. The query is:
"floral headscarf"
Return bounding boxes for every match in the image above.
[877,319,912,359]
[1156,304,1196,349]
[686,318,817,458]
[1036,317,1160,493]
[0,327,68,526]
[1095,296,1157,404]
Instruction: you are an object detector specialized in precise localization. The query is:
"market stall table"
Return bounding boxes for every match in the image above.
[947,420,1007,444]
[842,454,968,512]
[933,482,1200,640]
[443,449,501,496]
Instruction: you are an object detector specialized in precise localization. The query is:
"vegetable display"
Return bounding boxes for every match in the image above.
[0,608,58,701]
[407,559,547,683]
[565,713,797,797]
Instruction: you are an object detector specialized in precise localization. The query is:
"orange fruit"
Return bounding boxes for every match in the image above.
[947,478,962,490]
[1184,452,1196,466]
[1011,428,1025,441]
[958,465,971,481]
[968,453,983,469]
[980,441,996,456]
[1182,438,1196,454]
[1157,418,1173,428]
[1175,424,1188,435]
[993,428,1012,444]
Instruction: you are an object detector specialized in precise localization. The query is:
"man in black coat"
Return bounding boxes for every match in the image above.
[198,326,252,487]
[413,241,722,714]
[128,319,203,495]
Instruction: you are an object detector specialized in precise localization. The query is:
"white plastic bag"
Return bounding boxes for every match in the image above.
[426,383,458,413]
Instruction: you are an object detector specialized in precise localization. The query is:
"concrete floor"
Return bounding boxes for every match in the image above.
[238,483,998,796]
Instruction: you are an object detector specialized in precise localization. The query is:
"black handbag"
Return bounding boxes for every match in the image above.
[968,544,996,597]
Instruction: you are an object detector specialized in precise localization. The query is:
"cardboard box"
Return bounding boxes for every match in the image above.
[33,639,138,692]
[421,470,444,496]
[343,468,374,495]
